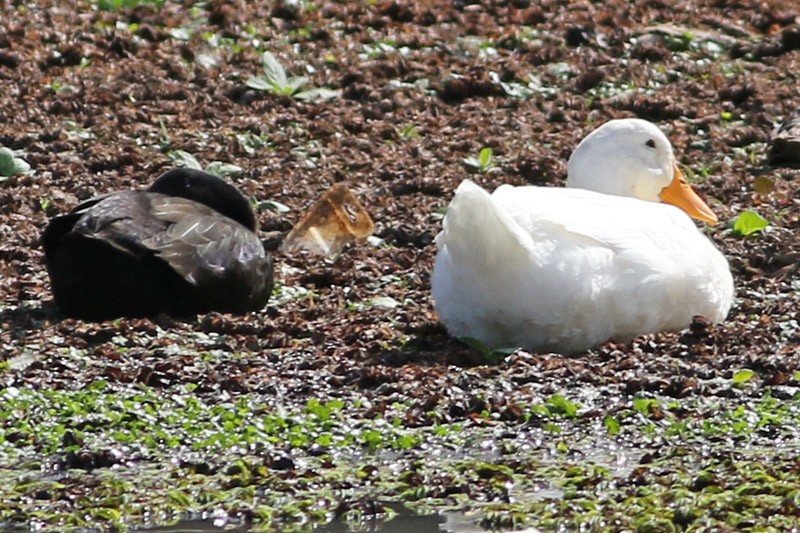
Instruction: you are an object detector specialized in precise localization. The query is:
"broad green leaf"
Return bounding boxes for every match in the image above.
[294,87,340,102]
[168,150,203,170]
[274,83,297,96]
[368,296,401,309]
[245,76,271,91]
[604,415,620,436]
[204,161,243,177]
[633,397,658,414]
[0,147,31,177]
[732,210,769,237]
[260,51,289,88]
[547,394,578,418]
[733,369,756,383]
[286,76,310,92]
[459,336,493,354]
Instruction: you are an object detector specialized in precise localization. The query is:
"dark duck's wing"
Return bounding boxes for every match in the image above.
[42,189,272,320]
[43,191,180,319]
[143,196,273,315]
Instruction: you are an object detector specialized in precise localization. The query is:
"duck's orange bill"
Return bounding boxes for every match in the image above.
[658,164,718,224]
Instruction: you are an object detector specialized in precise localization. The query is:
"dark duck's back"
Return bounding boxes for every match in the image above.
[42,168,274,320]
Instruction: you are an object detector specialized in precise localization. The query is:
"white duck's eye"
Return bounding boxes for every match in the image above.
[645,139,656,148]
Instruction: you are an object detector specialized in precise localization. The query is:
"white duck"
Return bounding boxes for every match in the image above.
[432,118,733,354]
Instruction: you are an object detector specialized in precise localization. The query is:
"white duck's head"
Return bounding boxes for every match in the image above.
[566,118,718,224]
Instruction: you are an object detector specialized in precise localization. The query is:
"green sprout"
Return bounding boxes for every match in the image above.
[167,150,243,178]
[463,147,496,172]
[246,51,339,102]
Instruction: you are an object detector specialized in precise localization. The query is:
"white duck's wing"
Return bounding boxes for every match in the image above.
[494,184,733,322]
[494,184,694,263]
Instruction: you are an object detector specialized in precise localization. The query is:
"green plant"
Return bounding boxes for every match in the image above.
[96,0,165,10]
[732,210,769,237]
[167,150,243,178]
[399,124,420,139]
[256,198,291,213]
[0,147,31,178]
[732,369,756,384]
[235,132,270,155]
[545,394,579,418]
[458,336,518,364]
[463,147,495,172]
[246,52,339,102]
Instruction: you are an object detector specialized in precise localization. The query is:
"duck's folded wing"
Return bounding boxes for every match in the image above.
[493,185,700,263]
[50,192,166,259]
[143,196,266,286]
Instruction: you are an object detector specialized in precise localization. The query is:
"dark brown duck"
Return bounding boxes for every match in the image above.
[42,168,274,320]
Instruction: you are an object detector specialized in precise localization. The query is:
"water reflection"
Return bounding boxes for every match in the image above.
[140,505,491,533]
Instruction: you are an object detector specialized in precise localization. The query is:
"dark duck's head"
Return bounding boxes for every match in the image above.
[148,168,258,230]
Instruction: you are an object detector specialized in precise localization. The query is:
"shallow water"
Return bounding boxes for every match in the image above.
[141,505,485,533]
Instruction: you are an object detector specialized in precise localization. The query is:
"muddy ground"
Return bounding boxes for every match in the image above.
[1,0,800,531]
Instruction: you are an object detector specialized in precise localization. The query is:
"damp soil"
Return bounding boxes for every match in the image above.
[1,0,800,531]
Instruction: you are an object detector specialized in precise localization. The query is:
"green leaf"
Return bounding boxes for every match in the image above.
[260,51,289,89]
[294,87,340,102]
[458,336,518,364]
[400,124,420,139]
[245,76,271,91]
[168,27,192,41]
[258,199,291,213]
[368,296,401,309]
[478,147,493,169]
[0,147,31,177]
[458,336,490,353]
[204,161,243,177]
[286,76,310,92]
[464,147,495,172]
[733,369,756,384]
[633,397,659,414]
[732,210,769,236]
[604,415,620,436]
[547,394,579,418]
[168,150,203,170]
[462,156,481,169]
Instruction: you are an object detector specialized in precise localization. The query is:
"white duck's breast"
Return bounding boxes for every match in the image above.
[432,181,733,353]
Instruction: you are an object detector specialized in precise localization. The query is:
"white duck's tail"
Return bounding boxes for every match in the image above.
[435,180,532,268]
[432,180,535,347]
